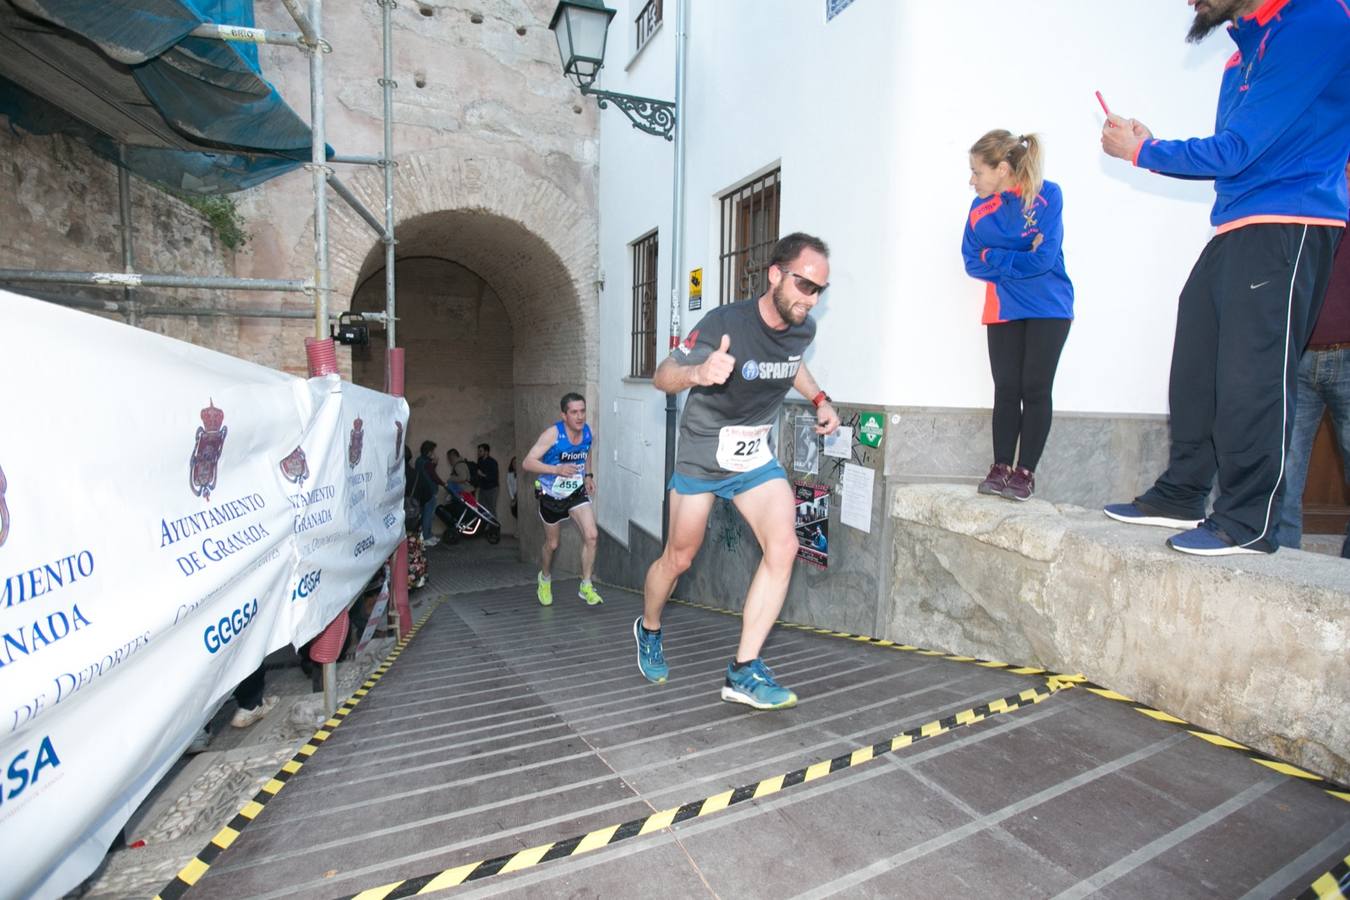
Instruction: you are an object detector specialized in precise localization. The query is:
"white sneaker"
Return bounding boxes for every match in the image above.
[230,694,279,729]
[424,536,440,547]
[186,728,212,753]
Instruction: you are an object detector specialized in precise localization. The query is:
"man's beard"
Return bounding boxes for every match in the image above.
[1187,0,1243,43]
[772,280,803,325]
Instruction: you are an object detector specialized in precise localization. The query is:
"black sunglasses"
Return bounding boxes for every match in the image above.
[779,268,828,296]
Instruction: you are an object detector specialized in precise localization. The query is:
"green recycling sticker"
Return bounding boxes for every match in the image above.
[859,411,885,448]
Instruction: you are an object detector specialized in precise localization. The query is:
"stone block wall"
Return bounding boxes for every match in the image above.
[885,407,1172,510]
[0,127,289,364]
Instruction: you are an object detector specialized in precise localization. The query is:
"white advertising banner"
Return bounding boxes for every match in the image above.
[0,291,409,899]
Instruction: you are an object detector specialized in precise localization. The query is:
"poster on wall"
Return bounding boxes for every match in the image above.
[794,482,829,569]
[792,415,819,475]
[0,290,408,900]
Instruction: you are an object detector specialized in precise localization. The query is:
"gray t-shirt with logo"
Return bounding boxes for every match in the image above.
[670,298,816,479]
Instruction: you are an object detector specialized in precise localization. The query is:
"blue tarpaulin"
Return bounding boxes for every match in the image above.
[0,0,325,193]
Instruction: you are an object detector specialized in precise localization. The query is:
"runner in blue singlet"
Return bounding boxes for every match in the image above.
[522,392,603,607]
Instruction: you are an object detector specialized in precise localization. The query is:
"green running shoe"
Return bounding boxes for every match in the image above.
[537,572,552,606]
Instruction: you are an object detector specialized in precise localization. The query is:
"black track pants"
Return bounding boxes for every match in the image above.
[1138,223,1341,547]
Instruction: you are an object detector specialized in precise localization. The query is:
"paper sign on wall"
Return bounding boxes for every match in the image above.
[841,463,874,533]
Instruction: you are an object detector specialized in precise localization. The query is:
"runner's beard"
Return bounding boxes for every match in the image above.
[772,281,806,326]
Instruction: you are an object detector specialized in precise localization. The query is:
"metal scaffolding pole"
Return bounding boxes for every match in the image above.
[326,172,390,241]
[139,306,316,319]
[381,0,397,352]
[190,23,305,48]
[116,145,137,327]
[0,269,311,292]
[279,0,320,45]
[330,154,384,166]
[28,294,318,320]
[309,0,330,342]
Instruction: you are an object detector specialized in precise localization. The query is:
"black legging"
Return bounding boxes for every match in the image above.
[987,318,1072,472]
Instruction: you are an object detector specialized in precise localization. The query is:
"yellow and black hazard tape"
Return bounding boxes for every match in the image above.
[665,596,1350,803]
[1299,848,1350,899]
[1072,679,1350,804]
[671,597,1057,678]
[338,680,1070,899]
[154,601,443,900]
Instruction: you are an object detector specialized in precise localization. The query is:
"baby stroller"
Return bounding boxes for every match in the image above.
[436,486,502,544]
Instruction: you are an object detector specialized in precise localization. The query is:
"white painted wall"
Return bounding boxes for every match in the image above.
[890,1,1229,413]
[594,0,1233,540]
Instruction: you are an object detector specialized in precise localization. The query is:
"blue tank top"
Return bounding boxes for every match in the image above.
[535,421,592,499]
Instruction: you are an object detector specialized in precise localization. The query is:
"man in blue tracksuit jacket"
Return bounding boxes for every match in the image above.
[1101,0,1349,556]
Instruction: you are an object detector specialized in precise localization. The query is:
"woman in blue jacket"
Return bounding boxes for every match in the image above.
[962,130,1074,501]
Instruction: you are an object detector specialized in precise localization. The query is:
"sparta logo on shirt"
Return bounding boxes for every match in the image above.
[679,329,700,355]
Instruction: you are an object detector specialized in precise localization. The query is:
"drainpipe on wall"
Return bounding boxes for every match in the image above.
[378,0,410,639]
[308,0,330,341]
[661,0,688,543]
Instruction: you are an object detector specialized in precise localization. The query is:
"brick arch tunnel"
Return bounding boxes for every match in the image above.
[347,210,594,565]
[323,151,599,569]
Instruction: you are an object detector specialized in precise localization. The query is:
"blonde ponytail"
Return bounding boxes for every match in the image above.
[970,130,1045,211]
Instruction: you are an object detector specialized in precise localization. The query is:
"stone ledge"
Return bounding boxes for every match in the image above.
[887,484,1350,784]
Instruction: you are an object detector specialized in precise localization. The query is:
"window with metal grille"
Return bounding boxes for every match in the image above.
[630,230,659,378]
[635,0,662,53]
[718,168,781,305]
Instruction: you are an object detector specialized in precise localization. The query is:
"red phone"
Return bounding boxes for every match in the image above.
[1096,90,1118,128]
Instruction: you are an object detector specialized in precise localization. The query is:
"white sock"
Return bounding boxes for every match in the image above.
[539,572,551,582]
[580,579,592,588]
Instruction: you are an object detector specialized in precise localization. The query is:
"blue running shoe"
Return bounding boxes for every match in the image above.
[633,617,668,683]
[721,658,797,710]
[1103,502,1203,530]
[1167,520,1274,556]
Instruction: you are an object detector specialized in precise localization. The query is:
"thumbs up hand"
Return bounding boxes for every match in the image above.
[696,334,735,386]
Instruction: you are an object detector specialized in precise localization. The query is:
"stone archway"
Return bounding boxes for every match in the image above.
[325,148,599,566]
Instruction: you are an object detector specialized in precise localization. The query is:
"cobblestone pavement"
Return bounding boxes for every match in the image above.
[66,537,532,899]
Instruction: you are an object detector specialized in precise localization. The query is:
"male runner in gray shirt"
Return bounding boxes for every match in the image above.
[633,232,840,709]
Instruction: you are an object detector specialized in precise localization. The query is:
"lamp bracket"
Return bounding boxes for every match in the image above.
[580,85,676,141]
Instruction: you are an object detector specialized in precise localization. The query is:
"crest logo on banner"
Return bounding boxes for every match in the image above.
[279,447,310,485]
[190,401,228,501]
[348,418,364,469]
[0,463,9,548]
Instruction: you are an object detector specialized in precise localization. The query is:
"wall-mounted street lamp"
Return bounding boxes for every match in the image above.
[549,0,677,141]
